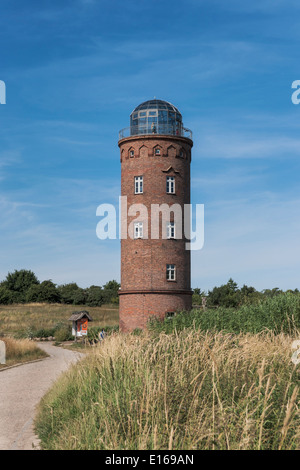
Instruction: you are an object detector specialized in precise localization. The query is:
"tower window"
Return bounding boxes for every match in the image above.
[130,149,135,157]
[166,264,176,281]
[167,222,175,239]
[134,176,143,194]
[134,222,143,239]
[166,311,175,319]
[155,147,161,155]
[166,176,175,194]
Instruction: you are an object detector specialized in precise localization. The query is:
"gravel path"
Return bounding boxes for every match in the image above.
[0,342,84,450]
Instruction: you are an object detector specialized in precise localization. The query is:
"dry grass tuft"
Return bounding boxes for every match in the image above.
[0,337,48,368]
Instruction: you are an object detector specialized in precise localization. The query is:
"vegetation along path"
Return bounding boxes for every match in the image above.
[0,342,83,450]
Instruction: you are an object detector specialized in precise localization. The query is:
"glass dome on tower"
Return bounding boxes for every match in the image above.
[119,99,192,140]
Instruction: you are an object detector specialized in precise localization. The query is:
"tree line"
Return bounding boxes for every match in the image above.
[0,269,120,306]
[0,270,298,309]
[192,278,299,308]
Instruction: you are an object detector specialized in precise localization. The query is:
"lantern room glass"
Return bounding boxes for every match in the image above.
[130,99,183,137]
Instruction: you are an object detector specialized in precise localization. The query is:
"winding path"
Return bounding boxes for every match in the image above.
[0,342,83,450]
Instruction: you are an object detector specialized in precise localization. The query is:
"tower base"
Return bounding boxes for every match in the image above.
[119,290,192,332]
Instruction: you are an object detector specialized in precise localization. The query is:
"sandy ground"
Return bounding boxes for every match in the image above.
[0,342,84,450]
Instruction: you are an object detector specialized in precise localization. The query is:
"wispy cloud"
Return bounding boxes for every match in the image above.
[0,150,21,180]
[198,133,300,159]
[192,192,300,290]
[1,0,300,292]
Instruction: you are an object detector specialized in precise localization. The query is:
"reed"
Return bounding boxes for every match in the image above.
[35,328,300,450]
[150,293,300,335]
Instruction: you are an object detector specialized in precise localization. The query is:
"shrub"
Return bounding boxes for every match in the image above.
[0,286,13,305]
[34,328,56,338]
[87,325,119,342]
[26,280,61,303]
[149,292,300,335]
[57,283,81,304]
[54,325,73,342]
[2,269,39,303]
[86,286,104,307]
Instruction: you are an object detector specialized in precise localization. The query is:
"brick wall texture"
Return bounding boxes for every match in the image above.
[119,134,193,332]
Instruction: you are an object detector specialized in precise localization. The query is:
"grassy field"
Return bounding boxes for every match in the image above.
[35,328,300,450]
[2,295,298,449]
[0,303,119,339]
[0,302,119,364]
[0,337,48,369]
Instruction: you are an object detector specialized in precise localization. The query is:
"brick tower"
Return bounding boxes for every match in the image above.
[118,99,193,332]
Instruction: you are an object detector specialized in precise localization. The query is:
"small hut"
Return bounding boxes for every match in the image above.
[69,311,93,340]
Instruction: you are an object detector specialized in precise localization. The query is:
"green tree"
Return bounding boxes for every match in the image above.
[0,286,13,305]
[262,287,283,298]
[86,286,104,307]
[102,280,120,304]
[26,280,61,303]
[192,288,205,306]
[57,283,81,304]
[207,278,240,308]
[72,288,87,305]
[240,284,261,305]
[2,269,39,303]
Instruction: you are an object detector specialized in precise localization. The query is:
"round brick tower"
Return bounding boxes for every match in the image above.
[118,99,193,332]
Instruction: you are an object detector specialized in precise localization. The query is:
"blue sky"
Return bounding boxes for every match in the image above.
[0,0,300,291]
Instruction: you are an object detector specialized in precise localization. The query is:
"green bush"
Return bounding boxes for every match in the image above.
[149,292,300,335]
[87,325,119,341]
[2,269,39,303]
[54,325,73,342]
[0,286,13,305]
[57,283,81,304]
[34,328,56,338]
[26,280,61,303]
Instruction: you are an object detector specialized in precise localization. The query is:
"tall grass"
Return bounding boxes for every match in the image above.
[0,337,48,368]
[35,329,300,450]
[150,293,300,335]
